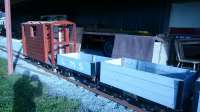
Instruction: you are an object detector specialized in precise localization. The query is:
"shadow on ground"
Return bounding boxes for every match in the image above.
[13,47,22,70]
[12,71,43,112]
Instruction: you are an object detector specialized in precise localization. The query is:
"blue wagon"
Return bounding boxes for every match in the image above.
[100,58,197,110]
[57,52,111,80]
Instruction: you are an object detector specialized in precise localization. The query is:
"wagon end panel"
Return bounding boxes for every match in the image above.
[91,62,101,82]
[192,79,200,112]
[179,71,198,111]
[23,24,47,63]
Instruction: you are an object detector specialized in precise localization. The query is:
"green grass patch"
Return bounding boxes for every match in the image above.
[0,58,80,112]
[35,96,80,112]
[0,58,7,76]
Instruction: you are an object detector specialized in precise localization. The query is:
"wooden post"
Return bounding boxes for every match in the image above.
[4,0,13,74]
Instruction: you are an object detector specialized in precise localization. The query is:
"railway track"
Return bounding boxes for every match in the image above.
[0,46,144,112]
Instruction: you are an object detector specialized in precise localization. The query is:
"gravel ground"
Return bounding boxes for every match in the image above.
[0,36,134,112]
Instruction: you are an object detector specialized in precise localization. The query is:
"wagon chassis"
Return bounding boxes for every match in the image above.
[0,45,181,112]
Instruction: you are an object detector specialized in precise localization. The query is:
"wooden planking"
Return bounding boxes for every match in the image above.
[61,52,110,62]
[105,58,122,65]
[101,62,181,88]
[100,58,195,109]
[92,54,111,62]
[23,24,48,63]
[101,69,176,98]
[57,54,92,75]
[100,64,178,108]
[57,52,111,76]
[109,57,192,80]
[107,58,190,79]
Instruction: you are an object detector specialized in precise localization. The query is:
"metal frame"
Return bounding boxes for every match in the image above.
[175,40,200,70]
[50,20,77,64]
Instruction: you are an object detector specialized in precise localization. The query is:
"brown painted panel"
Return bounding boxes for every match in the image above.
[22,23,48,63]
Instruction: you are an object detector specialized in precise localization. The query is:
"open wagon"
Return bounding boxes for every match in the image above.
[57,52,111,81]
[100,58,197,111]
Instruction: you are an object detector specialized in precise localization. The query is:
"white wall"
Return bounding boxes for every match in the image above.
[169,2,200,28]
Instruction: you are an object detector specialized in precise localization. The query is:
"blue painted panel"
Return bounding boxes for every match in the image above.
[57,53,91,75]
[100,62,178,108]
[101,67,177,97]
[100,58,196,109]
[197,92,200,112]
[101,70,178,107]
[102,59,184,88]
[123,58,192,78]
[57,52,110,76]
[193,78,200,112]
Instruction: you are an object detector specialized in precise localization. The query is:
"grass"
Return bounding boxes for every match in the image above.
[0,58,80,112]
[0,58,7,75]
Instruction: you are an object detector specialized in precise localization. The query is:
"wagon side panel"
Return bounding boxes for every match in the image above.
[100,62,179,109]
[57,54,92,75]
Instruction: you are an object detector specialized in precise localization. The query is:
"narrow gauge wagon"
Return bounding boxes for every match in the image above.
[193,78,200,112]
[57,52,111,81]
[22,20,77,65]
[100,58,197,111]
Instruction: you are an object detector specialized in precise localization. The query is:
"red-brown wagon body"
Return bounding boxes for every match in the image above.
[22,20,77,65]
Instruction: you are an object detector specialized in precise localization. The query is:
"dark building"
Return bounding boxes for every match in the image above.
[0,0,199,38]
